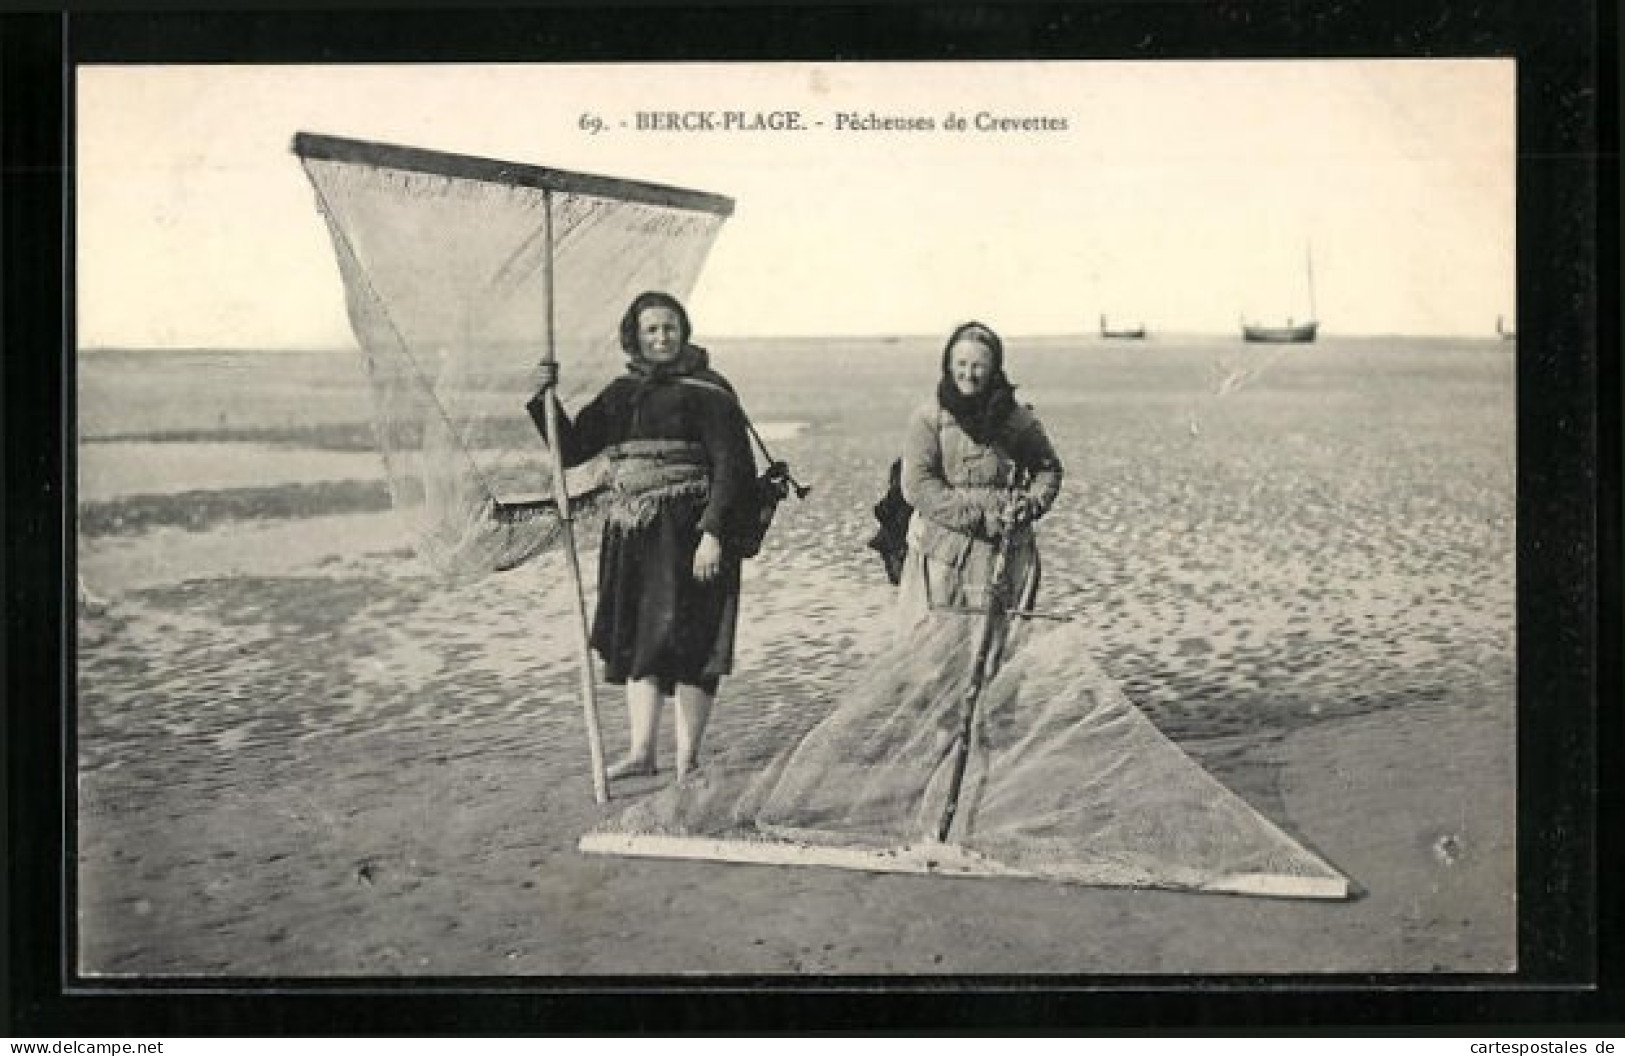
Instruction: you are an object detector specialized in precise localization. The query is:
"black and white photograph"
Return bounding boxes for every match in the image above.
[70,57,1523,979]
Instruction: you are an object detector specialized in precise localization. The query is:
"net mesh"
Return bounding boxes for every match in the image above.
[588,615,1348,898]
[296,138,731,577]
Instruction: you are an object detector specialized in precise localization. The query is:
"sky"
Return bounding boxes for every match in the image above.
[76,60,1515,347]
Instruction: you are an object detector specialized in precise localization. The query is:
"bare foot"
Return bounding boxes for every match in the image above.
[605,757,657,780]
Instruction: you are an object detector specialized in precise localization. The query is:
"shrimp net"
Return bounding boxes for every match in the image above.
[293,133,733,578]
[582,613,1349,899]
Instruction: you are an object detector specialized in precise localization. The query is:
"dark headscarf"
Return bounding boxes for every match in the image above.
[618,290,734,395]
[620,290,693,361]
[936,320,1018,446]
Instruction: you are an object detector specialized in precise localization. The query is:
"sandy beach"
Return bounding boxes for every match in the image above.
[74,335,1515,975]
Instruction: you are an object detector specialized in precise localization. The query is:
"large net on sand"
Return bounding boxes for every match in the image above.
[583,615,1349,899]
[294,133,733,578]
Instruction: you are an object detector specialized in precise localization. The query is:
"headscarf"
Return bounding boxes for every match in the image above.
[620,290,692,362]
[936,320,1018,446]
[618,290,730,388]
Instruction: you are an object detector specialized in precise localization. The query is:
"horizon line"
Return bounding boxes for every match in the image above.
[78,329,1518,354]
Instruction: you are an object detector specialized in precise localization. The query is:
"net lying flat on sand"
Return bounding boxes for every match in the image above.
[581,619,1350,900]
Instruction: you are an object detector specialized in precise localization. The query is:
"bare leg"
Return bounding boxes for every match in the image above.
[605,678,661,779]
[673,682,714,779]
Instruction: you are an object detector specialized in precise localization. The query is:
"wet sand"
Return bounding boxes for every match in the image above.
[75,336,1515,975]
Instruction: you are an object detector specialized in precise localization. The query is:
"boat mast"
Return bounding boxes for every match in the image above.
[1305,241,1318,322]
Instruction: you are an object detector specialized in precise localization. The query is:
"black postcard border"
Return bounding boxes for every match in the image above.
[5,0,1618,1034]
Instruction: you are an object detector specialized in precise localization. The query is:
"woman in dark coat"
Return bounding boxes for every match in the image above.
[529,291,755,781]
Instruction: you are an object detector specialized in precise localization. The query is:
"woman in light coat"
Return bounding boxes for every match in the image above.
[896,321,1063,637]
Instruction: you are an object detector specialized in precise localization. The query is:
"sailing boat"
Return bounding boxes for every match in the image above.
[1100,314,1147,340]
[1241,243,1318,343]
[1496,315,1516,341]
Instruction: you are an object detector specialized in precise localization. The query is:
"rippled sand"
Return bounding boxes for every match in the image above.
[75,337,1515,975]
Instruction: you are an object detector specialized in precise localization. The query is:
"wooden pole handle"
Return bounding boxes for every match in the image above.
[540,190,608,805]
[543,396,609,804]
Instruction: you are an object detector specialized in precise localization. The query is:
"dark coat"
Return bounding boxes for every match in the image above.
[527,349,755,692]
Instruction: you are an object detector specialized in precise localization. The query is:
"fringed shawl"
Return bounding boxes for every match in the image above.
[602,439,710,531]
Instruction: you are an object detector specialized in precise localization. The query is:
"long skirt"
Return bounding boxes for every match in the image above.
[592,506,740,694]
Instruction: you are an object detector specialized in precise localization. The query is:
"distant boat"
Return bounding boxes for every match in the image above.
[1099,314,1147,340]
[1496,315,1516,341]
[1242,243,1318,344]
[1241,319,1318,344]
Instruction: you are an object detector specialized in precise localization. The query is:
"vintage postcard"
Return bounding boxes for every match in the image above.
[73,59,1517,978]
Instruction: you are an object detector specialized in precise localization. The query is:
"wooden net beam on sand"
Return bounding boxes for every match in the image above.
[576,832,1351,900]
